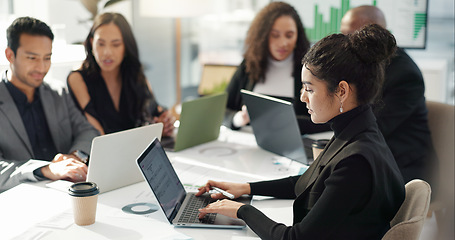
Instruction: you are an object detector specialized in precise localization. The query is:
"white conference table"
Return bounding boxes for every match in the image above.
[0,127,329,240]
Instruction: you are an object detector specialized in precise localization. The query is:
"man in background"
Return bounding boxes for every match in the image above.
[0,17,99,193]
[340,6,436,185]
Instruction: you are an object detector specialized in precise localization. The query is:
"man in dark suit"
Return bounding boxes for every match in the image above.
[340,6,436,185]
[0,17,99,192]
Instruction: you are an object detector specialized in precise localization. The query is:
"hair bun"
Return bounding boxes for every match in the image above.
[348,24,396,64]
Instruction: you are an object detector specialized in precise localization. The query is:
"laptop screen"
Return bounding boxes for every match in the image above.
[137,138,186,220]
[240,89,309,165]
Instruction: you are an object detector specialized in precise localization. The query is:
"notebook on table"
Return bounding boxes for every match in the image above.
[87,123,163,193]
[241,89,313,165]
[136,138,252,228]
[161,92,228,152]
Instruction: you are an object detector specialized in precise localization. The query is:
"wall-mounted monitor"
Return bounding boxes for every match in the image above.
[287,0,428,49]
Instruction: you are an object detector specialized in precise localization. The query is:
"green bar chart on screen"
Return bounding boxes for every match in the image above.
[300,0,427,49]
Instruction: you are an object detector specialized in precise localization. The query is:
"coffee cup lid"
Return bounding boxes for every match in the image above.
[312,139,330,148]
[68,182,99,197]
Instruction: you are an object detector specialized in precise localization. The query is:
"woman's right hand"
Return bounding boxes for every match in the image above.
[196,180,251,200]
[232,105,250,128]
[41,154,88,182]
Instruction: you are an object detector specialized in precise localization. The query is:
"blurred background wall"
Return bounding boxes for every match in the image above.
[0,0,453,108]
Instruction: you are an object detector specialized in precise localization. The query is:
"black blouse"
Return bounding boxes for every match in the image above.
[68,70,159,134]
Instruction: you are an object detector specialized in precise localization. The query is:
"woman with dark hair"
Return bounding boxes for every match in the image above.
[197,24,405,239]
[225,1,326,133]
[68,12,174,135]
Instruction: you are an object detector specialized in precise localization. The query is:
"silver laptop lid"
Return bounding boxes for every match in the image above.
[87,123,163,193]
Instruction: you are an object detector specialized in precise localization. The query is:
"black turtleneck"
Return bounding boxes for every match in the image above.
[286,104,374,203]
[241,105,375,239]
[329,105,370,138]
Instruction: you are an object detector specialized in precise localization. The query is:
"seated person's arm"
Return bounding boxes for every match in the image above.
[153,106,175,137]
[40,153,88,182]
[196,175,300,200]
[0,156,49,192]
[197,176,300,219]
[224,62,248,130]
[237,157,372,240]
[196,180,251,199]
[0,153,87,192]
[249,175,300,199]
[67,72,105,135]
[145,80,175,137]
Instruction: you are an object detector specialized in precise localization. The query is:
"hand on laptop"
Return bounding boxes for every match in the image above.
[153,110,175,137]
[40,153,88,182]
[196,180,251,200]
[197,181,248,219]
[198,199,245,219]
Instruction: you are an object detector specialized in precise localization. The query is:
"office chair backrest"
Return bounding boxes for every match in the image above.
[382,179,431,240]
[426,101,455,204]
[425,101,454,239]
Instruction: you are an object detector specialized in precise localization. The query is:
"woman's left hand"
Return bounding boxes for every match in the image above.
[154,110,175,137]
[198,199,245,219]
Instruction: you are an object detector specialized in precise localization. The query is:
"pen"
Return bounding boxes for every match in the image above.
[212,187,235,199]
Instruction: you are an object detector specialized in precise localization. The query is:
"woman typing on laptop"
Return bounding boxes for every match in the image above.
[198,24,405,239]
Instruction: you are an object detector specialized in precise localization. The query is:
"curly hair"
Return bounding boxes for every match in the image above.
[244,2,310,82]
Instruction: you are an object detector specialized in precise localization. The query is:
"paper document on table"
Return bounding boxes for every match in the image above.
[217,126,257,146]
[45,180,74,192]
[11,229,50,240]
[35,209,73,229]
[169,148,307,189]
[171,156,268,188]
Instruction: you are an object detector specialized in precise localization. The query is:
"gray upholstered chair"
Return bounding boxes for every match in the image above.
[382,179,431,240]
[425,100,455,239]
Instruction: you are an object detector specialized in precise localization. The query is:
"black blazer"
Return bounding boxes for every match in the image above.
[237,106,405,240]
[224,59,330,134]
[375,48,436,184]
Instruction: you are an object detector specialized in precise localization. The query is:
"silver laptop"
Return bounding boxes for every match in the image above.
[241,89,312,165]
[136,138,252,228]
[87,123,163,193]
[161,92,228,152]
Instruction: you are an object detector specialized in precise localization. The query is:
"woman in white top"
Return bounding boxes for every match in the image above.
[224,2,329,133]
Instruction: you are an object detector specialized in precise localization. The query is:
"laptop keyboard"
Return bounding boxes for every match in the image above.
[177,194,216,224]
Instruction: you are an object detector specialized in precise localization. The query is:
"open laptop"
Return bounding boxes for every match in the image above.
[161,92,228,152]
[87,123,163,193]
[136,138,252,228]
[241,89,313,165]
